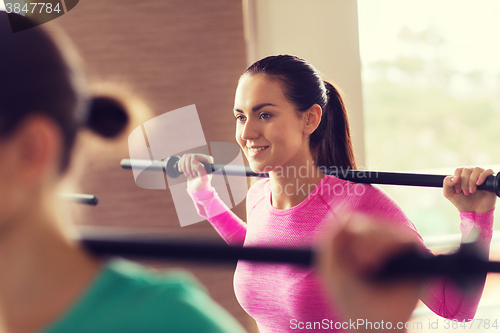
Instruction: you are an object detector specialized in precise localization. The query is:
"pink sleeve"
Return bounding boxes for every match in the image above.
[354,185,493,320]
[420,209,494,320]
[187,186,247,246]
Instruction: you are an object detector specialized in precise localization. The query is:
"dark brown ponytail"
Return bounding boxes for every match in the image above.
[86,95,129,139]
[313,81,356,170]
[244,55,356,170]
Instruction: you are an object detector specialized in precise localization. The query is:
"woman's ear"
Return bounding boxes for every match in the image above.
[303,104,322,135]
[14,115,63,184]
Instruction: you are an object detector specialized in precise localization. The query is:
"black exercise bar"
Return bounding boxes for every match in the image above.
[59,193,99,205]
[120,156,500,197]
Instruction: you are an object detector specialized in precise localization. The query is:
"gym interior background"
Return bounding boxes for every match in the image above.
[8,1,498,332]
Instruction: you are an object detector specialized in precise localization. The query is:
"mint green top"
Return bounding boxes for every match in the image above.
[40,259,247,333]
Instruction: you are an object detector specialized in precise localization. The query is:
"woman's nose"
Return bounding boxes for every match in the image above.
[240,119,259,141]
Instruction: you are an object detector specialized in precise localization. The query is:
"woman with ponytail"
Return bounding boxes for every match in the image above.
[0,12,245,333]
[181,55,496,332]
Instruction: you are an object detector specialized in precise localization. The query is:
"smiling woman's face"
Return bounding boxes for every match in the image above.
[233,74,312,173]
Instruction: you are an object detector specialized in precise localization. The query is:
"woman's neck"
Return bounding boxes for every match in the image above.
[269,157,325,210]
[0,199,102,333]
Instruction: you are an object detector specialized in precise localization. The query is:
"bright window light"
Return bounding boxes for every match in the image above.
[358,0,500,236]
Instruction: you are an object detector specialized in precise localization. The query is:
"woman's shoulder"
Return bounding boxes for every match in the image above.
[319,174,390,197]
[316,174,377,202]
[101,260,246,331]
[104,259,202,290]
[319,175,410,219]
[95,260,221,309]
[41,259,246,333]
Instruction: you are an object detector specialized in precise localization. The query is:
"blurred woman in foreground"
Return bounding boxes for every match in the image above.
[0,12,245,333]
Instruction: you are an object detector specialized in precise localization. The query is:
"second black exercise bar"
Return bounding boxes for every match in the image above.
[80,236,500,288]
[82,237,313,266]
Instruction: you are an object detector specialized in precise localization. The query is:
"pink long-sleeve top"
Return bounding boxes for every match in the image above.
[188,175,494,333]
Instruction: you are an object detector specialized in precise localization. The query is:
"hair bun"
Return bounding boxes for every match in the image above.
[86,95,129,138]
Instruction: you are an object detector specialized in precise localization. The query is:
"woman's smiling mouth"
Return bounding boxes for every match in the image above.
[247,146,269,156]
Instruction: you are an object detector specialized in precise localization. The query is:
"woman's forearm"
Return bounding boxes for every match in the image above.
[187,186,247,246]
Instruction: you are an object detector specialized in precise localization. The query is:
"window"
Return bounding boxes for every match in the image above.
[358,0,500,237]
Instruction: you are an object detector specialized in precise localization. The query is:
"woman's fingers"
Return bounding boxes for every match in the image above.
[468,167,484,194]
[194,154,213,165]
[179,154,193,178]
[178,155,185,175]
[445,166,496,213]
[459,167,473,195]
[443,168,462,197]
[453,168,463,195]
[476,169,494,187]
[449,167,493,195]
[193,161,207,176]
[183,154,191,178]
[178,154,214,179]
[190,154,211,178]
